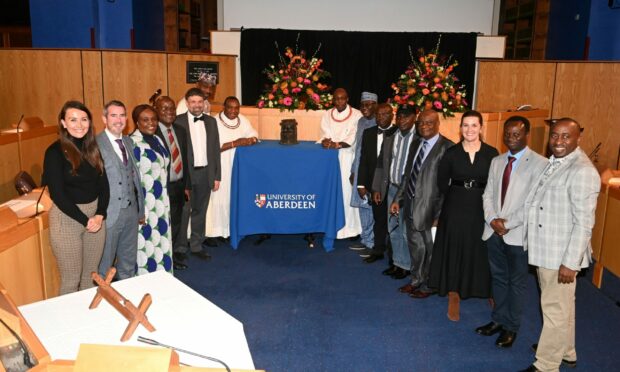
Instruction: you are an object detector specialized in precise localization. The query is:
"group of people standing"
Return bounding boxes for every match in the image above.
[43,73,258,297]
[321,88,600,372]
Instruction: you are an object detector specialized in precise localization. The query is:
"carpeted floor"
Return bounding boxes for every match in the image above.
[175,234,620,372]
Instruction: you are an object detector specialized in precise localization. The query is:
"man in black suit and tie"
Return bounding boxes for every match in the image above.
[155,96,191,270]
[391,109,454,297]
[357,103,397,263]
[174,88,221,260]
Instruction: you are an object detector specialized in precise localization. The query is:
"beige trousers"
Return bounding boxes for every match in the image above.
[49,200,106,295]
[534,267,577,372]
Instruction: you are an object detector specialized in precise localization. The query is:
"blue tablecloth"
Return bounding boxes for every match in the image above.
[230,140,345,251]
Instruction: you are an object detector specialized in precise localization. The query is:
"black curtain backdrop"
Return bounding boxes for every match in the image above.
[240,29,477,109]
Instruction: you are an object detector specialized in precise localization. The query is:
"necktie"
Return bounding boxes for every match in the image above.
[167,128,182,175]
[377,129,385,136]
[501,156,516,207]
[194,115,205,122]
[115,138,128,166]
[406,140,428,199]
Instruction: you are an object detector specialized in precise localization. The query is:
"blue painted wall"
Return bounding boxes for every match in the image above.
[132,0,164,50]
[97,0,133,49]
[29,0,164,50]
[546,0,591,60]
[30,0,97,48]
[587,0,620,60]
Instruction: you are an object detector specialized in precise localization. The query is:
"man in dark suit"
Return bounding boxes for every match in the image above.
[372,106,417,280]
[96,100,145,279]
[391,109,454,297]
[174,88,221,260]
[357,103,397,263]
[155,96,191,270]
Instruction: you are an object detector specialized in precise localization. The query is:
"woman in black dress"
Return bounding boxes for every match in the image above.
[428,110,499,321]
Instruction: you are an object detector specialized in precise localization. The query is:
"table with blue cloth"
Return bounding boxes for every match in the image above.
[230,140,345,251]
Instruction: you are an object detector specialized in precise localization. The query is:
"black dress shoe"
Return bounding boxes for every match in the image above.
[382,265,397,275]
[391,268,410,280]
[409,289,434,299]
[531,344,577,368]
[495,330,516,348]
[203,237,218,247]
[173,261,188,270]
[363,254,384,263]
[475,321,503,336]
[190,250,212,260]
[519,365,540,372]
[173,252,188,261]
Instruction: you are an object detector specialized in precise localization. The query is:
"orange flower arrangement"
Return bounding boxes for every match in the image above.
[390,37,468,117]
[257,43,332,112]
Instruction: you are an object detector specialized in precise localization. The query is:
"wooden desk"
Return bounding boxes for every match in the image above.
[0,189,58,305]
[592,183,620,288]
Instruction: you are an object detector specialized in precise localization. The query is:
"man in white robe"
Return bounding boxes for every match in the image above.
[318,88,363,239]
[177,72,217,116]
[205,96,258,239]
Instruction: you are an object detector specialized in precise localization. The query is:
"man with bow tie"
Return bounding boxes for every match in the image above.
[174,88,221,260]
[357,103,397,263]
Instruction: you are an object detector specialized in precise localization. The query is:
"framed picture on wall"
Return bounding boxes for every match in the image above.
[186,61,219,84]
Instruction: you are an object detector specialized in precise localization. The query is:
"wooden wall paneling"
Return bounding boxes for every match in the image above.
[475,61,556,113]
[20,133,58,190]
[552,63,620,170]
[0,142,19,202]
[81,51,105,134]
[167,53,237,111]
[0,50,84,130]
[101,51,168,134]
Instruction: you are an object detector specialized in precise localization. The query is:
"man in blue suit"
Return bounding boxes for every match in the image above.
[96,100,145,279]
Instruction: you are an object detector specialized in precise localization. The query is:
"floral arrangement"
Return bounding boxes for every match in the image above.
[257,42,333,111]
[390,37,468,117]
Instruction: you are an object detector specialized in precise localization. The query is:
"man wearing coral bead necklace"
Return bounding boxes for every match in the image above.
[318,88,363,239]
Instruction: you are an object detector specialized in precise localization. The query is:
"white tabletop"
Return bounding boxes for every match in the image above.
[19,271,255,370]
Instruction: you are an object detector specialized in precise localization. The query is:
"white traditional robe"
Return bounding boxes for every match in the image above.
[205,113,258,238]
[318,105,363,239]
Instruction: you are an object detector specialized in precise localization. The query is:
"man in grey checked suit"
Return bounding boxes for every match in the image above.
[476,116,547,348]
[391,109,454,297]
[521,118,600,372]
[96,100,145,279]
[174,88,221,260]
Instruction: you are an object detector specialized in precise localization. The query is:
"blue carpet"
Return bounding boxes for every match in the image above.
[175,235,620,372]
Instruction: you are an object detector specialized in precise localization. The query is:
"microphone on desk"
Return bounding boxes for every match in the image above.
[34,184,47,217]
[137,336,231,372]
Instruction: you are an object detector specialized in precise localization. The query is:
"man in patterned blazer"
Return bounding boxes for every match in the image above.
[521,118,600,372]
[476,116,547,348]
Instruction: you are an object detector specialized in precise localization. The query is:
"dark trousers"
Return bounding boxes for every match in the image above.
[370,196,388,254]
[168,179,189,254]
[189,167,211,253]
[405,219,434,291]
[487,233,529,332]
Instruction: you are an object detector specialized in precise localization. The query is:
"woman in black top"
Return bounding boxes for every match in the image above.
[428,110,499,321]
[43,101,109,295]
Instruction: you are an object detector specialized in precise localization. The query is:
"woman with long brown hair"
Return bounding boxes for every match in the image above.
[43,100,109,294]
[428,110,499,321]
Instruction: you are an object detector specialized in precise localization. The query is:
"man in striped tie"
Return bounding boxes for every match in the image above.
[391,109,453,297]
[155,96,191,270]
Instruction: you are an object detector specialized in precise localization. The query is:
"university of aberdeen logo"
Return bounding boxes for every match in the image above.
[255,194,266,208]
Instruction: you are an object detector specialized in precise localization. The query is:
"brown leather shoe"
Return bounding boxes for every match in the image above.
[409,290,434,299]
[398,283,419,294]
